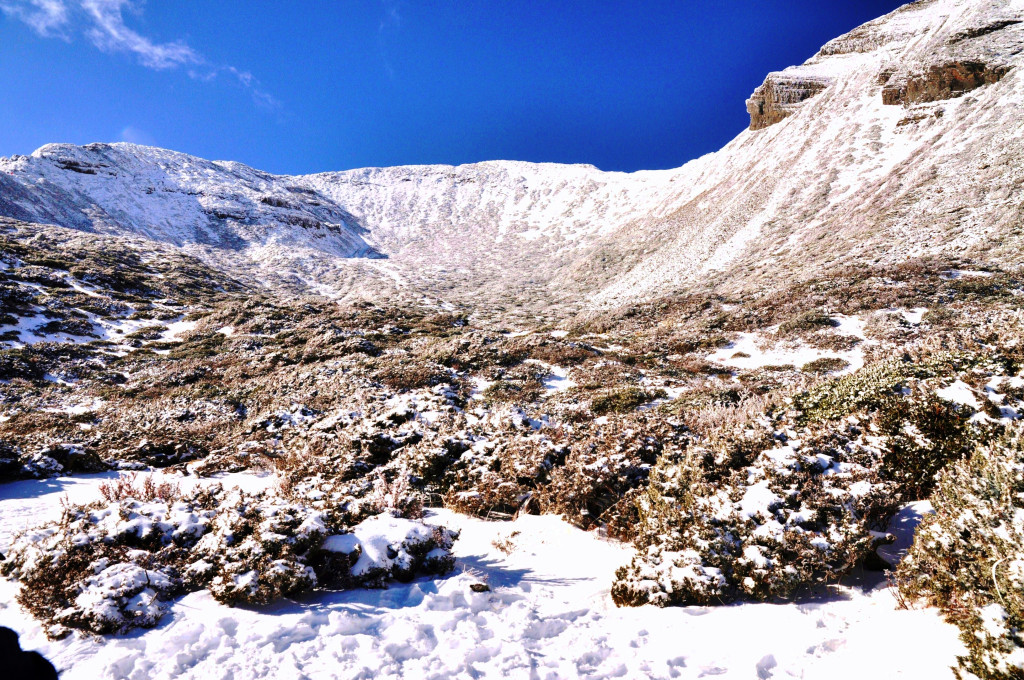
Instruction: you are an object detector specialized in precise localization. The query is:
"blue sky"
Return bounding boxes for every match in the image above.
[0,1,907,174]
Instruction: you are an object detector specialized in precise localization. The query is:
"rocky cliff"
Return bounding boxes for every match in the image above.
[746,75,832,130]
[882,60,1012,104]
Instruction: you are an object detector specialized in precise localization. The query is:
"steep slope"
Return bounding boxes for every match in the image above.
[298,162,680,308]
[586,0,1024,303]
[0,0,1020,315]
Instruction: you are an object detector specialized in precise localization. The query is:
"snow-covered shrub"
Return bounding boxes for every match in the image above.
[612,419,898,607]
[0,441,106,482]
[896,427,1024,680]
[317,515,457,588]
[2,485,457,636]
[60,561,178,634]
[871,391,976,500]
[443,434,567,516]
[365,465,424,520]
[613,345,1020,610]
[801,357,851,374]
[777,310,838,336]
[539,416,684,532]
[481,363,548,404]
[793,355,952,423]
[796,353,1000,501]
[99,472,180,503]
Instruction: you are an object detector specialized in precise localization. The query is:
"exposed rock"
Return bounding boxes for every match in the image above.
[882,61,1012,105]
[948,19,1022,45]
[819,27,911,56]
[746,74,832,130]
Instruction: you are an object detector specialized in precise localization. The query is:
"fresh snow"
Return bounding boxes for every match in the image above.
[708,328,864,373]
[877,501,935,568]
[527,361,576,394]
[936,380,983,410]
[941,270,994,280]
[898,308,929,325]
[0,474,963,679]
[323,514,440,578]
[160,319,197,342]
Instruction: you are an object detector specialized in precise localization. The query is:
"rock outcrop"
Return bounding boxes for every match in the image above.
[746,74,832,130]
[881,60,1012,105]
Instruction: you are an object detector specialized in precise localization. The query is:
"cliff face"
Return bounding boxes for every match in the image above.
[748,2,1022,120]
[881,60,1012,105]
[591,0,1024,305]
[746,75,832,130]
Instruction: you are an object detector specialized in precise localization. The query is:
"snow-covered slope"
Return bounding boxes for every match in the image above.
[0,144,383,295]
[0,0,1021,312]
[300,161,686,307]
[590,0,1024,303]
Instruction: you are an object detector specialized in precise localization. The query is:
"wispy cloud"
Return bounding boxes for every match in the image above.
[118,124,155,145]
[377,0,403,79]
[0,0,69,36]
[1,0,278,107]
[79,0,198,69]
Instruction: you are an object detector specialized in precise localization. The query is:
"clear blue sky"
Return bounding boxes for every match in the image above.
[0,1,907,174]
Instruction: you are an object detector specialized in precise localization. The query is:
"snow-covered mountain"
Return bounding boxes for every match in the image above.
[591,0,1024,303]
[1,0,1021,312]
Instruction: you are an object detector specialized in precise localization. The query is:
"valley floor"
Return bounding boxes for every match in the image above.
[0,472,961,680]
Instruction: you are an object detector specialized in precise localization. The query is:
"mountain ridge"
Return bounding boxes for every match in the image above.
[0,0,1021,316]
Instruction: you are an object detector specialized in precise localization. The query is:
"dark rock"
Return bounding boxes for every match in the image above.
[882,61,1012,105]
[746,74,832,130]
[130,439,208,467]
[948,20,1022,45]
[0,626,59,680]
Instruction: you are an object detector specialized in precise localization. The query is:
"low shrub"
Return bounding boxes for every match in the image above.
[540,418,681,533]
[896,428,1024,680]
[873,392,978,501]
[778,310,837,336]
[806,332,861,352]
[591,387,666,415]
[611,420,899,607]
[529,342,597,366]
[801,357,851,374]
[377,361,450,392]
[1,486,457,637]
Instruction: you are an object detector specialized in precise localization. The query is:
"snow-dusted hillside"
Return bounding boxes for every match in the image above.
[0,144,384,297]
[300,161,683,307]
[0,0,1021,312]
[592,0,1024,303]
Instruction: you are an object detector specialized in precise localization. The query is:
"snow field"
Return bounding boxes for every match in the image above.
[0,473,963,679]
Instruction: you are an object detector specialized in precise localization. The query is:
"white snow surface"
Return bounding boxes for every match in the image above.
[323,514,439,578]
[936,380,983,410]
[708,329,864,373]
[0,475,963,679]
